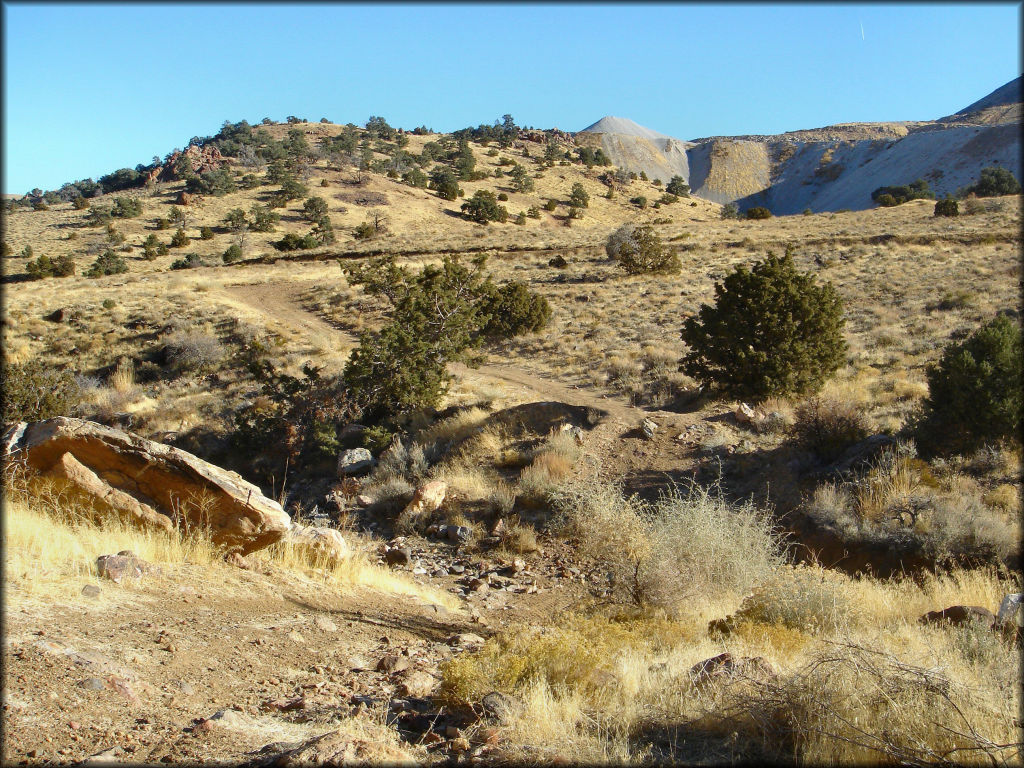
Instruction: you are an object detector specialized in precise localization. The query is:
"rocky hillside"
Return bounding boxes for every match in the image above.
[580,76,1022,213]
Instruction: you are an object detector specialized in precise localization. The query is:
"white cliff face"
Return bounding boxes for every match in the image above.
[575,77,1021,214]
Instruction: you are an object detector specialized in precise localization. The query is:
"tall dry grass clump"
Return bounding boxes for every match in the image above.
[552,475,784,613]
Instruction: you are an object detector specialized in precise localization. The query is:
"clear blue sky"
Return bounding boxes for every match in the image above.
[3,2,1020,194]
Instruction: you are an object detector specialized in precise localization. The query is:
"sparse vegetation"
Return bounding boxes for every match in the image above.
[606,224,679,274]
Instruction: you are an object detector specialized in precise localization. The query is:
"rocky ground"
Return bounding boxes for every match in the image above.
[2,522,611,765]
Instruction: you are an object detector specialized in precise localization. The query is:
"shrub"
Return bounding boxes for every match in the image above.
[630,195,648,208]
[32,201,49,211]
[156,217,170,230]
[249,204,279,232]
[745,206,772,220]
[934,197,959,217]
[170,253,205,270]
[110,196,143,218]
[543,199,557,211]
[680,250,847,400]
[352,221,376,240]
[199,226,214,239]
[1,359,81,423]
[72,196,90,210]
[343,254,490,418]
[222,244,243,264]
[25,254,75,279]
[551,476,783,610]
[430,168,460,201]
[461,190,509,224]
[871,178,934,205]
[569,182,590,209]
[301,195,329,222]
[606,224,679,275]
[161,330,224,375]
[721,202,739,219]
[920,315,1021,453]
[792,396,870,463]
[666,176,689,196]
[84,250,128,278]
[963,166,1021,197]
[170,229,189,247]
[479,281,551,339]
[275,232,318,251]
[496,192,509,201]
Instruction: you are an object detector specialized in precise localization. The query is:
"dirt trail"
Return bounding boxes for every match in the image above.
[222,280,655,428]
[219,278,709,494]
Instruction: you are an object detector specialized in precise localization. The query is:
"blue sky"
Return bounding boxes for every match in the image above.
[3,2,1020,194]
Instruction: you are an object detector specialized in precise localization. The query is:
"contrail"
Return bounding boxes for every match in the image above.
[860,21,865,40]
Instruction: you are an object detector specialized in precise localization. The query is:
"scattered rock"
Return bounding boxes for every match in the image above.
[286,524,350,563]
[95,554,159,584]
[447,633,486,649]
[262,696,306,712]
[313,615,338,632]
[398,669,438,698]
[251,730,415,765]
[337,447,375,476]
[445,525,471,543]
[734,402,757,424]
[689,653,776,685]
[376,654,412,674]
[402,480,448,520]
[81,584,101,599]
[640,418,658,440]
[558,423,585,445]
[2,417,291,554]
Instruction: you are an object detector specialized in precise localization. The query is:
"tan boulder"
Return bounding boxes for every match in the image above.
[401,480,447,519]
[286,524,350,563]
[4,418,291,554]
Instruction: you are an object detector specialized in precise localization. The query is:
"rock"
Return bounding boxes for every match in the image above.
[81,584,101,599]
[734,402,757,424]
[79,677,105,691]
[355,494,374,507]
[997,593,1023,623]
[2,418,291,554]
[96,554,159,583]
[286,524,350,564]
[445,525,471,543]
[398,669,438,698]
[481,691,515,724]
[548,255,568,268]
[337,447,375,476]
[467,578,488,593]
[176,191,195,206]
[50,451,174,534]
[262,696,306,712]
[640,418,658,440]
[175,680,195,695]
[376,654,412,674]
[251,730,415,766]
[225,552,254,570]
[384,547,412,567]
[707,616,735,638]
[689,653,776,685]
[919,605,997,628]
[447,633,486,649]
[402,480,447,520]
[45,308,68,323]
[450,737,471,753]
[314,616,338,632]
[558,423,585,445]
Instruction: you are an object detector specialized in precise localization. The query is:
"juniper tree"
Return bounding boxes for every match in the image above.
[680,250,846,400]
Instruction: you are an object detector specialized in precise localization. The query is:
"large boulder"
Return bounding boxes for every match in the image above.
[3,418,291,554]
[337,447,374,476]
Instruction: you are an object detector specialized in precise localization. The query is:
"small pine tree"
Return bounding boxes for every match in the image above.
[85,249,129,278]
[680,250,846,400]
[479,281,551,338]
[920,315,1021,453]
[569,182,590,209]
